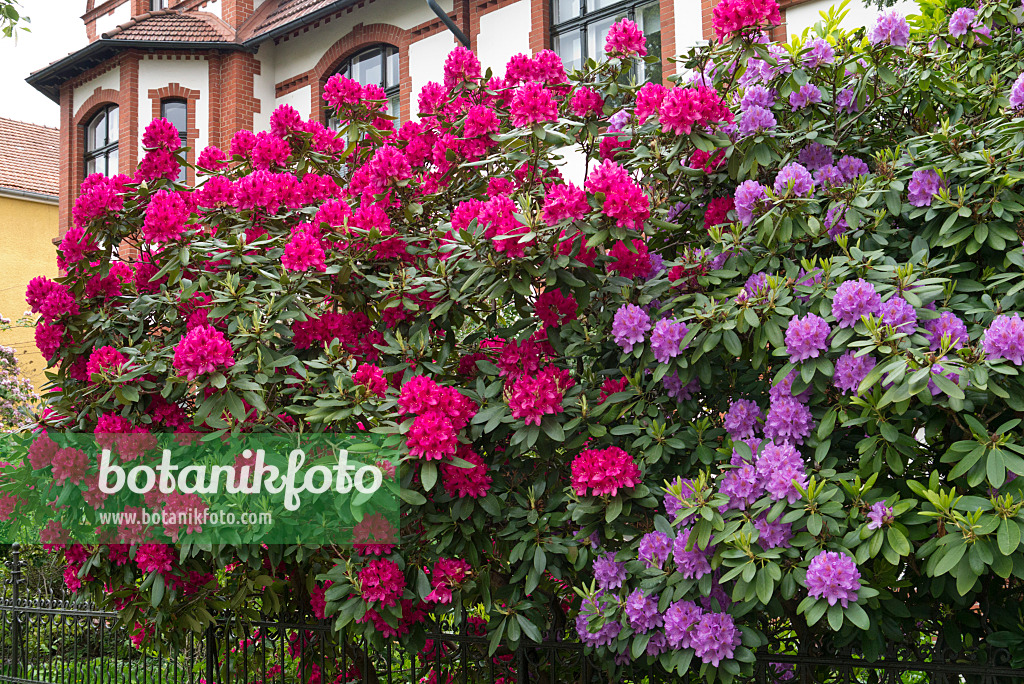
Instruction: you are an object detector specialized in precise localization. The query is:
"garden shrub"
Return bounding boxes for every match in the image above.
[7,0,1024,679]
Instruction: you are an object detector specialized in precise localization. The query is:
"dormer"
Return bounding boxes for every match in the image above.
[82,0,265,42]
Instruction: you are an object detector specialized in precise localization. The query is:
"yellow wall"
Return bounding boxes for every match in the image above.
[0,194,59,393]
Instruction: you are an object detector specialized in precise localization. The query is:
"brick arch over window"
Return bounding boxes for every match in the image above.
[149,83,201,185]
[309,24,410,123]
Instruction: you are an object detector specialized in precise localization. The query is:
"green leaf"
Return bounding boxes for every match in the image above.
[421,462,437,491]
[933,541,967,576]
[887,527,911,557]
[606,496,623,523]
[998,519,1021,556]
[516,614,542,643]
[845,603,870,631]
[722,329,742,357]
[827,603,844,631]
[755,569,773,604]
[399,488,427,506]
[151,573,166,608]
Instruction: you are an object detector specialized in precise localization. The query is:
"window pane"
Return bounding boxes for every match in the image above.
[106,148,118,177]
[85,156,97,176]
[586,0,620,13]
[161,100,187,134]
[351,50,383,88]
[386,49,399,88]
[388,93,400,119]
[587,13,626,61]
[554,30,583,72]
[106,106,119,143]
[87,112,105,151]
[639,2,662,83]
[554,0,579,23]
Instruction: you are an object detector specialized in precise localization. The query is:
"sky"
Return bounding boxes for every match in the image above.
[0,1,88,128]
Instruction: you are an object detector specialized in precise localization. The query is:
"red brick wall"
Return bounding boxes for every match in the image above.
[149,83,201,185]
[216,51,262,142]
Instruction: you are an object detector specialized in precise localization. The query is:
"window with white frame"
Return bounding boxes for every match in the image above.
[85,104,119,178]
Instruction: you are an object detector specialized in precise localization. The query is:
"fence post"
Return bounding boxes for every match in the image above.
[8,543,23,678]
[205,622,216,684]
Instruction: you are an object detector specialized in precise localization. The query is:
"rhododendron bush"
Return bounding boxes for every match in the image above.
[12,0,1024,678]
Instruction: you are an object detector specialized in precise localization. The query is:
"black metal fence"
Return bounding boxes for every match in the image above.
[2,544,1024,683]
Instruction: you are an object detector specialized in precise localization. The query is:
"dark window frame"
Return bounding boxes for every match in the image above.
[326,43,401,126]
[551,0,662,81]
[84,104,119,178]
[160,98,188,144]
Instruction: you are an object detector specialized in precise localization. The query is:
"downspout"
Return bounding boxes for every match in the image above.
[425,0,471,47]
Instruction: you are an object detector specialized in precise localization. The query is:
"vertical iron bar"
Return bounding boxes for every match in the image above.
[10,543,21,680]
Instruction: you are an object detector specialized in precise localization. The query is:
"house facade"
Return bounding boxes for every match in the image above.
[0,118,60,390]
[27,0,906,238]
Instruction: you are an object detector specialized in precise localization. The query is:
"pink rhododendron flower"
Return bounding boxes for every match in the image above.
[604,18,647,57]
[571,446,641,496]
[143,190,190,243]
[173,325,235,380]
[510,81,558,128]
[441,446,492,498]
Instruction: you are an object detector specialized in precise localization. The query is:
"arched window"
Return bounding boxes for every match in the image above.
[328,44,400,126]
[161,98,188,181]
[552,0,661,83]
[85,104,119,177]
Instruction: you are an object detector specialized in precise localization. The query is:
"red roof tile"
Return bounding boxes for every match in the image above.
[101,9,234,42]
[239,0,346,42]
[0,118,59,198]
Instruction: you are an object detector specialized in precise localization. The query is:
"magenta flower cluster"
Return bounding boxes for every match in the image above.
[785,313,831,362]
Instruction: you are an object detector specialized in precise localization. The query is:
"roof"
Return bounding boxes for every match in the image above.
[0,118,60,198]
[241,0,341,41]
[101,9,234,42]
[238,0,358,43]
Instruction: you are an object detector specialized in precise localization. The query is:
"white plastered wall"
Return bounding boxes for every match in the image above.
[276,85,313,120]
[675,0,706,53]
[253,46,278,132]
[786,0,917,38]
[476,0,531,75]
[271,0,448,83]
[408,31,456,118]
[202,0,223,19]
[73,66,121,113]
[137,56,210,156]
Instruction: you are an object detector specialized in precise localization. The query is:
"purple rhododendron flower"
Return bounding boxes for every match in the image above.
[612,304,651,353]
[832,279,882,328]
[1010,73,1024,111]
[673,528,713,579]
[608,109,630,132]
[738,105,777,136]
[755,514,793,548]
[789,84,822,110]
[983,313,1024,365]
[774,163,815,196]
[664,601,703,649]
[806,551,861,607]
[797,142,833,170]
[724,399,763,440]
[866,502,894,530]
[740,85,775,110]
[756,441,808,502]
[868,11,910,46]
[650,317,689,363]
[785,313,831,362]
[880,297,917,333]
[720,461,763,510]
[764,397,814,446]
[663,372,698,401]
[592,552,627,590]
[770,370,812,403]
[837,155,869,181]
[624,589,664,633]
[804,38,835,68]
[929,362,962,396]
[825,204,850,238]
[692,612,742,667]
[576,595,622,647]
[908,168,943,207]
[834,351,876,394]
[638,531,672,569]
[735,180,768,225]
[948,7,977,37]
[926,311,969,349]
[836,88,858,113]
